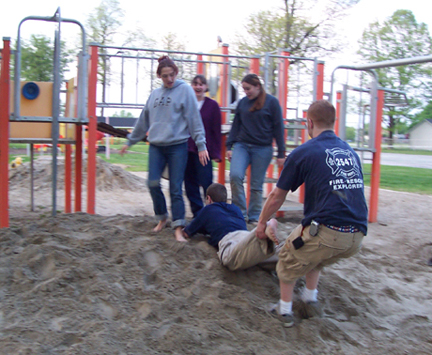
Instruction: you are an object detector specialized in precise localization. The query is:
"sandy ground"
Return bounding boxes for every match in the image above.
[1,156,432,354]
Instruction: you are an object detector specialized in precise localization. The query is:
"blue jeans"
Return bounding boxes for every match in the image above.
[147,142,188,228]
[229,142,273,222]
[184,152,213,217]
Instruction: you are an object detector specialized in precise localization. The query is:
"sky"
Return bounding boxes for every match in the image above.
[1,0,431,122]
[1,0,431,60]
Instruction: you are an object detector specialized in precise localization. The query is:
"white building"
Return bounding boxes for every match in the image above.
[408,119,432,149]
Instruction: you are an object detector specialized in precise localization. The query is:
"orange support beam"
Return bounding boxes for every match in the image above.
[75,124,82,212]
[316,62,324,100]
[0,38,11,228]
[250,56,260,75]
[368,89,384,223]
[197,54,204,75]
[218,135,227,184]
[335,91,342,136]
[278,51,289,118]
[64,81,72,213]
[65,145,72,213]
[246,165,252,208]
[87,45,98,214]
[298,110,308,204]
[274,51,289,217]
[266,164,274,196]
[217,44,229,185]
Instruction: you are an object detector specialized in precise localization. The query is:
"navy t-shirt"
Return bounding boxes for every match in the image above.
[277,130,368,234]
[225,94,286,158]
[184,202,247,248]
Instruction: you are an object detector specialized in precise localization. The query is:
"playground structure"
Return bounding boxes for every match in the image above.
[3,9,430,229]
[0,9,95,228]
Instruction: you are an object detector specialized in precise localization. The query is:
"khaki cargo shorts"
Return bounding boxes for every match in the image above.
[276,224,364,284]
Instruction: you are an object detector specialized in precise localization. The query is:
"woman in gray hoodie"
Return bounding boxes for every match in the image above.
[121,56,209,242]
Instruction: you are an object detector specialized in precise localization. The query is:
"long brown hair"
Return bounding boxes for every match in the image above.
[242,74,266,112]
[156,55,179,76]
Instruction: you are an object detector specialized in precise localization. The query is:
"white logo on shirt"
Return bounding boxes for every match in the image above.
[325,148,361,179]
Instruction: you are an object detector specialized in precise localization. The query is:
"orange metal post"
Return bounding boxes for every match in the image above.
[0,38,11,228]
[197,54,204,75]
[75,125,82,212]
[64,145,72,213]
[298,110,308,204]
[278,51,290,143]
[250,56,260,75]
[87,45,98,214]
[368,89,384,223]
[218,44,229,185]
[316,62,324,100]
[335,91,342,136]
[278,51,289,119]
[274,51,289,217]
[266,164,274,196]
[64,81,72,213]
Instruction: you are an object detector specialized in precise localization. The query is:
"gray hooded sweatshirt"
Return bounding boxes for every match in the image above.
[127,80,207,151]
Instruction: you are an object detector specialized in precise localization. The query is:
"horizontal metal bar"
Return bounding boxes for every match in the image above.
[354,55,432,70]
[10,116,86,123]
[9,138,76,144]
[353,147,376,153]
[285,124,306,130]
[97,103,144,109]
[95,44,252,60]
[285,118,307,123]
[99,53,236,66]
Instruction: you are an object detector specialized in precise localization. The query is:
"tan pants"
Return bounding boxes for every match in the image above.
[217,228,285,271]
[277,224,364,283]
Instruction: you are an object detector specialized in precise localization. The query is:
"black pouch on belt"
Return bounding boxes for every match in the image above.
[292,221,320,250]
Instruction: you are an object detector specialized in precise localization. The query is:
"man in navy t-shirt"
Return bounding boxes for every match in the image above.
[255,100,368,328]
[183,183,281,271]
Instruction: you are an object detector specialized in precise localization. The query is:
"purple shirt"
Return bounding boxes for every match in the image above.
[188,97,222,160]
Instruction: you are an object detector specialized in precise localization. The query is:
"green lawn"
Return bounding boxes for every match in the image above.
[362,164,432,194]
[98,149,149,172]
[380,148,432,156]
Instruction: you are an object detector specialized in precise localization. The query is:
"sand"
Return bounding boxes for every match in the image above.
[1,156,432,354]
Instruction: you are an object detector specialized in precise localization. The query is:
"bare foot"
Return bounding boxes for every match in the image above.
[153,219,167,233]
[175,227,188,242]
[265,218,280,245]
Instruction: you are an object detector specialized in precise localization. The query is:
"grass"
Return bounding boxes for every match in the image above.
[362,164,432,194]
[380,148,432,156]
[97,141,150,172]
[8,142,432,195]
[98,149,148,172]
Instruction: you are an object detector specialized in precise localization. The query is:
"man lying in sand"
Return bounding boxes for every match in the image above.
[256,100,368,328]
[183,183,284,271]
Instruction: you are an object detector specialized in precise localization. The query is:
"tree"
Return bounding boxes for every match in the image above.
[86,0,124,46]
[358,10,432,142]
[19,35,73,82]
[86,0,125,86]
[160,32,186,52]
[411,100,432,128]
[158,33,195,83]
[123,27,156,49]
[233,0,359,94]
[345,126,356,141]
[112,110,134,118]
